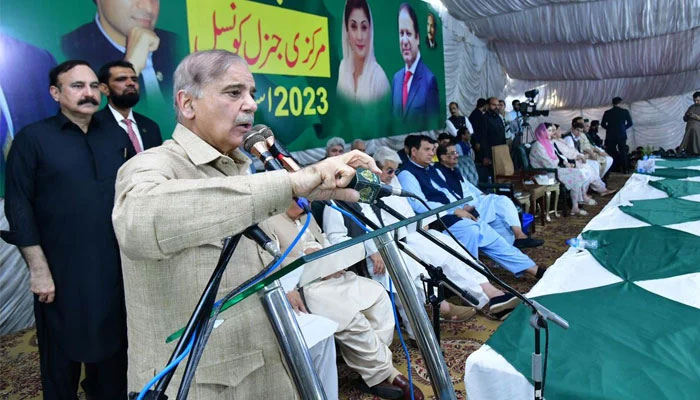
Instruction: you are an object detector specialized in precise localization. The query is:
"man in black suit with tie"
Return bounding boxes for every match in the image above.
[601,96,633,173]
[62,0,177,102]
[95,61,162,158]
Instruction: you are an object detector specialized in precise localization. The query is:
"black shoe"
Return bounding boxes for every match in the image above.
[514,237,544,248]
[535,266,546,279]
[488,293,520,315]
[355,379,403,399]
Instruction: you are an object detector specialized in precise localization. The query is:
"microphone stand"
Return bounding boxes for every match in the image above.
[374,200,568,400]
[130,234,243,399]
[332,201,458,400]
[130,228,327,400]
[391,239,480,342]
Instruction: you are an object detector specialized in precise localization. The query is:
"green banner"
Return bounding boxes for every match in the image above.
[0,0,445,196]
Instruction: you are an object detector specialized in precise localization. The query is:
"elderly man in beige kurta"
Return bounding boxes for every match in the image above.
[259,203,424,400]
[112,50,380,399]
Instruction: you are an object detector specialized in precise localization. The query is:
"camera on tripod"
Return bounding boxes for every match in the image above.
[519,89,549,118]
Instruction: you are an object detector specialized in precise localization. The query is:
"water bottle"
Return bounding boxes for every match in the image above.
[566,238,599,249]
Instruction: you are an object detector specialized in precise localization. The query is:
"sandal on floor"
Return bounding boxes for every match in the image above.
[440,303,477,322]
[573,209,589,216]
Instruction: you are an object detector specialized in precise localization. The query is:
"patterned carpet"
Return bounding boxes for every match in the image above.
[0,174,627,400]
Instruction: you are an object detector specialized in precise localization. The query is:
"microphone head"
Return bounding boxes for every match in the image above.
[251,124,273,139]
[242,132,267,154]
[350,168,383,203]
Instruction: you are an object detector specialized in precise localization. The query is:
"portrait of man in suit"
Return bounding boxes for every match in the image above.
[426,12,437,49]
[94,60,162,158]
[61,0,178,102]
[0,34,59,196]
[391,2,440,130]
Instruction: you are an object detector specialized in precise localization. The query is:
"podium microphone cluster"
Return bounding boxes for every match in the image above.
[242,125,418,204]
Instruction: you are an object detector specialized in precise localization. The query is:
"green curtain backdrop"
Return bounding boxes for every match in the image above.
[649,179,700,198]
[487,282,700,400]
[582,226,700,281]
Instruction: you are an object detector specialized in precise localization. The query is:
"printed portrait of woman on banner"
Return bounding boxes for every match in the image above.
[336,0,390,103]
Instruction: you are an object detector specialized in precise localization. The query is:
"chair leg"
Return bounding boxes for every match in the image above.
[539,197,546,226]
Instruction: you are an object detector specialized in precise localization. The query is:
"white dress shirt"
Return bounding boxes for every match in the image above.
[108,104,144,151]
[404,52,421,94]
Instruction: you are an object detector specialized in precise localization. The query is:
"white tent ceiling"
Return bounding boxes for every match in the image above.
[441,0,700,109]
[438,0,700,149]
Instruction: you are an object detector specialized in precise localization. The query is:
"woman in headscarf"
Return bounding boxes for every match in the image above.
[337,0,390,102]
[551,125,615,197]
[529,123,593,215]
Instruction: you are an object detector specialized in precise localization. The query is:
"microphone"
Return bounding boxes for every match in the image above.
[244,128,416,204]
[252,124,302,171]
[243,224,282,258]
[348,168,418,203]
[243,130,283,171]
[243,129,310,210]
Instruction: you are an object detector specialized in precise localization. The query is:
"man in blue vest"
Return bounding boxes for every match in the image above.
[435,142,543,248]
[398,135,544,279]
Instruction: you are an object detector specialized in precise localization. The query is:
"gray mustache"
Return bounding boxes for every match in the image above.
[235,114,254,125]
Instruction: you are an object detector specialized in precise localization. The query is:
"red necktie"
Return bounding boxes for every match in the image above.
[402,70,412,109]
[123,119,143,153]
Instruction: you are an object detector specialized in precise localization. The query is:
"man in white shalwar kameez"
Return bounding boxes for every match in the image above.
[260,202,423,399]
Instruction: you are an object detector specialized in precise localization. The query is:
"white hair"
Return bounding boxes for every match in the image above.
[373,146,401,166]
[172,50,247,122]
[325,137,346,154]
[351,139,365,147]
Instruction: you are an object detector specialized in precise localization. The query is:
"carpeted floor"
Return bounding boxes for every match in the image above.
[0,174,627,400]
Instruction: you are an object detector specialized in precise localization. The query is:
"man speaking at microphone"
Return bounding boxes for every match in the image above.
[112,49,380,399]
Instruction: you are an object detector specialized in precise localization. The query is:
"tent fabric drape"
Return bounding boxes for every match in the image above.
[0,200,34,335]
[436,0,700,151]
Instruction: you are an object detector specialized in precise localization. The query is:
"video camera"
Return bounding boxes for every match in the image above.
[519,89,549,117]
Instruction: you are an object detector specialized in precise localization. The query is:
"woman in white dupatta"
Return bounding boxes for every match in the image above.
[337,0,390,103]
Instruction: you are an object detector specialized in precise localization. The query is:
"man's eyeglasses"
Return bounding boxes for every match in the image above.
[446,151,458,156]
[385,168,396,175]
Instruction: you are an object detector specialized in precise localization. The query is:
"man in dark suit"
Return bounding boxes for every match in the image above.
[601,96,633,173]
[391,2,440,130]
[61,0,177,102]
[481,97,507,166]
[95,60,162,158]
[426,13,437,49]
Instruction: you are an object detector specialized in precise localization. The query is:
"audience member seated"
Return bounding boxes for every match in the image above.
[529,123,594,216]
[445,101,474,138]
[260,202,424,400]
[397,135,545,279]
[586,120,604,147]
[565,117,614,178]
[434,142,544,248]
[325,137,346,159]
[369,147,522,320]
[454,127,479,185]
[553,125,615,196]
[322,197,477,342]
[351,139,367,153]
[397,134,420,166]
